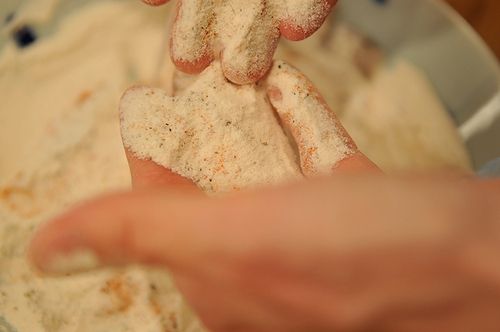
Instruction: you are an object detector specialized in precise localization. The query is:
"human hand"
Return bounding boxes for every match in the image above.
[30,75,500,331]
[141,0,337,84]
[29,168,500,332]
[120,60,378,193]
[29,76,500,331]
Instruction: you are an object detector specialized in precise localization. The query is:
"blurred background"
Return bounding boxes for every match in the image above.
[445,0,499,58]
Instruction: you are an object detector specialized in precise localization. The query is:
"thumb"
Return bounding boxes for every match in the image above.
[29,189,219,275]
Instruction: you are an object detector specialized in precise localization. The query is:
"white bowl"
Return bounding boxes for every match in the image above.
[1,0,499,170]
[335,0,500,169]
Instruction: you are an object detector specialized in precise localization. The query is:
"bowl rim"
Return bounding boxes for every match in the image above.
[431,0,500,79]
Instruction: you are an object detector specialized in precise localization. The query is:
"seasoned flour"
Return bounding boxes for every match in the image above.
[0,1,471,331]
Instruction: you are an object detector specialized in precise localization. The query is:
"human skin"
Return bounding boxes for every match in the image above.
[27,6,500,326]
[29,84,500,331]
[30,162,500,332]
[140,0,337,84]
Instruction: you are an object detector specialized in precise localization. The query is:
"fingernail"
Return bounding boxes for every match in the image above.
[267,86,283,103]
[41,248,102,275]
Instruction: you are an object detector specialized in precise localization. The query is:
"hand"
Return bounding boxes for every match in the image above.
[29,169,500,332]
[141,0,337,84]
[120,60,379,194]
[29,81,500,332]
[28,49,500,332]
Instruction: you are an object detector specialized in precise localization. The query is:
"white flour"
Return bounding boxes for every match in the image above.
[0,2,204,331]
[0,1,471,331]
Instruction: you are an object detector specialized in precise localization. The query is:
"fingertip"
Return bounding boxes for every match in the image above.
[221,29,279,85]
[266,60,302,83]
[279,0,336,41]
[29,192,149,275]
[29,206,99,275]
[170,0,215,75]
[30,188,212,275]
[172,52,213,75]
[142,0,170,6]
[265,61,315,109]
[333,152,382,173]
[29,226,53,273]
[279,22,310,41]
[221,54,274,85]
[222,62,271,85]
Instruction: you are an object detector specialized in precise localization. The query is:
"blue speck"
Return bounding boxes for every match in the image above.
[373,0,388,5]
[12,25,37,48]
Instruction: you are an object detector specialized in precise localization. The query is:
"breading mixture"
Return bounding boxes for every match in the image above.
[0,1,471,331]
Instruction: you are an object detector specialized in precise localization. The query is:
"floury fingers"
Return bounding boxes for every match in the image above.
[120,60,376,195]
[120,62,302,194]
[142,0,336,84]
[266,61,367,176]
